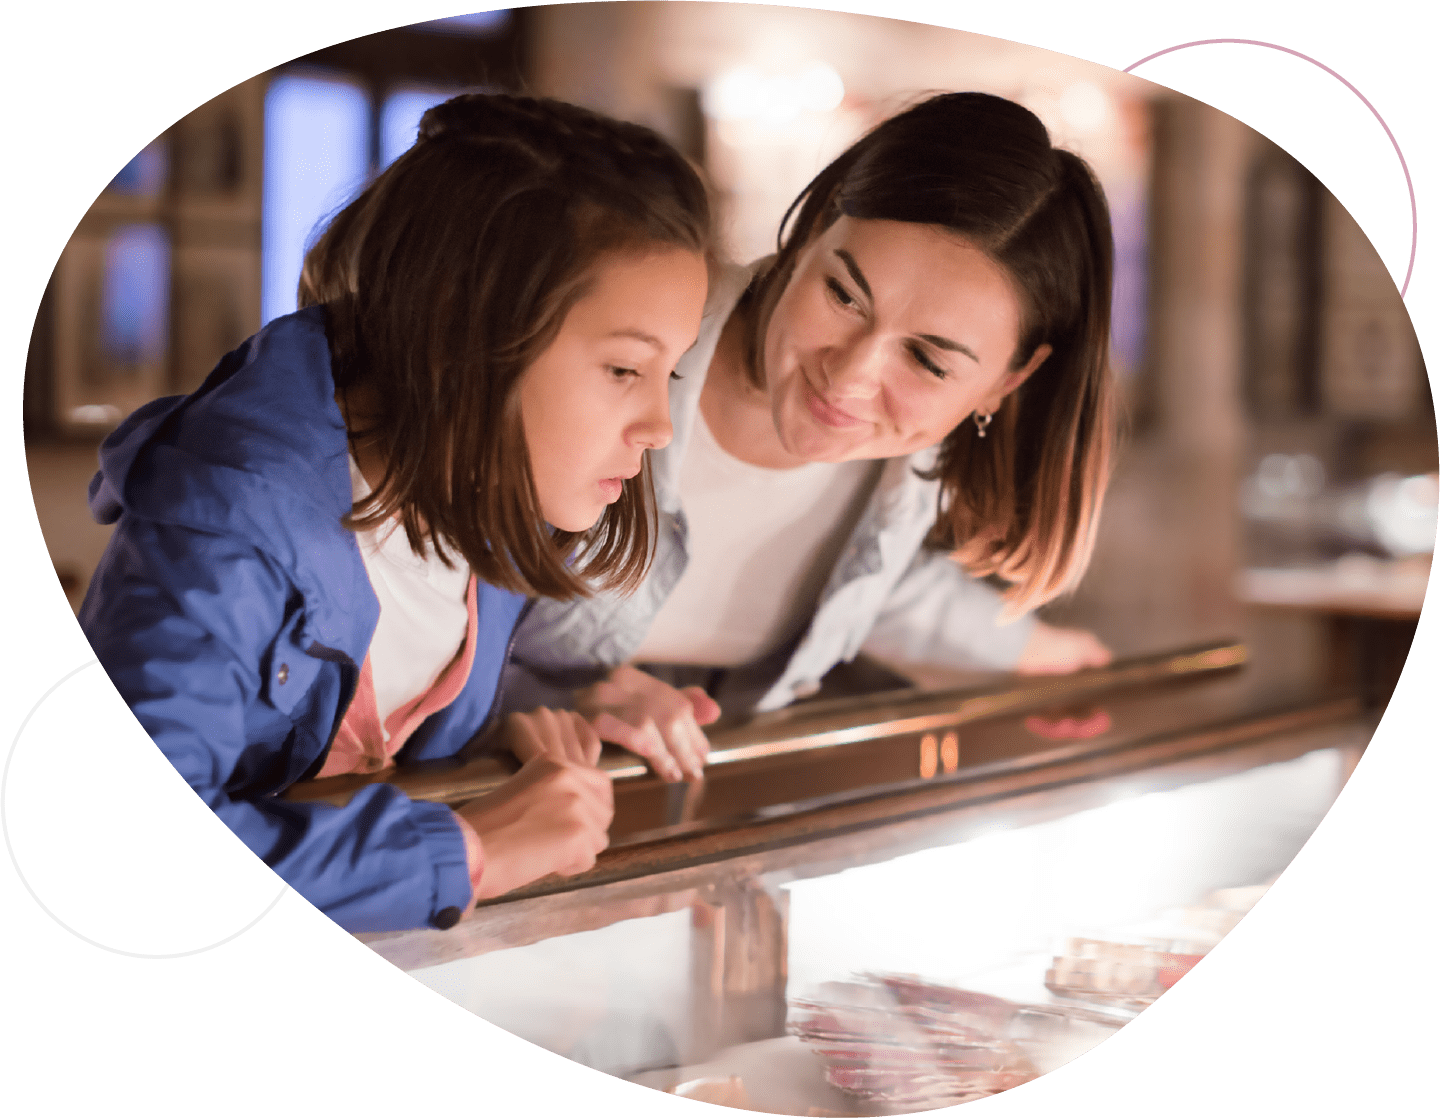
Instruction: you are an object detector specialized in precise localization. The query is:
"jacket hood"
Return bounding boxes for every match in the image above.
[88,307,373,646]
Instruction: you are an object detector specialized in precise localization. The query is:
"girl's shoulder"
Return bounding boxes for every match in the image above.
[90,307,354,557]
[175,307,341,461]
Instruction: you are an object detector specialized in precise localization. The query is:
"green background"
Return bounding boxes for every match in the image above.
[2,0,1428,1112]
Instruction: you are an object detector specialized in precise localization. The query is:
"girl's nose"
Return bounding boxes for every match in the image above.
[630,377,674,451]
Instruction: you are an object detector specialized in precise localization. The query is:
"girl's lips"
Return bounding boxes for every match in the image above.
[598,477,623,502]
[801,377,865,429]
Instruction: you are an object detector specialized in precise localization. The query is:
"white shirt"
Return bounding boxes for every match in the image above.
[634,412,880,666]
[349,456,470,735]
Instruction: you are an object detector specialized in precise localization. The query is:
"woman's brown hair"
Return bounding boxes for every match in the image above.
[299,93,711,599]
[745,92,1116,617]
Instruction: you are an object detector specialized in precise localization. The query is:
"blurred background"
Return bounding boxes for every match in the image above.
[23,2,1434,714]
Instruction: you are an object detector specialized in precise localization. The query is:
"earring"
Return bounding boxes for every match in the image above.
[973,410,993,438]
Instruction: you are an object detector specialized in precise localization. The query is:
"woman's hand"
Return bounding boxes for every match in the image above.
[1013,621,1112,675]
[499,707,604,766]
[574,664,721,783]
[455,754,614,902]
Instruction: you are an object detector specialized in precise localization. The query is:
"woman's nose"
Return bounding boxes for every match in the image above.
[825,333,886,400]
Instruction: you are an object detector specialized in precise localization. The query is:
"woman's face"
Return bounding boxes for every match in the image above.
[520,247,708,532]
[761,216,1051,463]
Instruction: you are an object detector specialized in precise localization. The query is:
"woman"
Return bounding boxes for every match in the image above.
[502,91,1117,782]
[78,94,711,931]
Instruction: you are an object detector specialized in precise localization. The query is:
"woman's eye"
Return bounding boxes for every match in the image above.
[608,365,639,379]
[669,370,683,381]
[908,344,948,381]
[826,277,858,309]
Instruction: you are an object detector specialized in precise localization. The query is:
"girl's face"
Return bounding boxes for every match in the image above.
[761,216,1051,463]
[520,247,708,532]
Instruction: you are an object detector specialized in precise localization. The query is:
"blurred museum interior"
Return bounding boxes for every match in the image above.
[24,3,1434,711]
[19,8,1435,1101]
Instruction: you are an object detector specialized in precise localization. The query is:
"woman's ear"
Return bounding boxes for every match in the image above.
[980,343,1052,412]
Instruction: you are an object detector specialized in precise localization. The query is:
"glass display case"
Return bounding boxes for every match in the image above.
[291,642,1367,1113]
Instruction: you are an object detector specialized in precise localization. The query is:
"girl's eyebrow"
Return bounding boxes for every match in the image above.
[607,329,663,347]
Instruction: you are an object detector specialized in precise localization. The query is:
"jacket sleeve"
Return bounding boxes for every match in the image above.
[497,656,608,715]
[78,518,474,934]
[497,590,627,715]
[861,548,1037,670]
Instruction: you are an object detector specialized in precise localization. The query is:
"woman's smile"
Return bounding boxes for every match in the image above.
[801,371,868,429]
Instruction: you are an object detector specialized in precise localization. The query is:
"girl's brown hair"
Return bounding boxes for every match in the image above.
[299,93,711,599]
[745,92,1116,617]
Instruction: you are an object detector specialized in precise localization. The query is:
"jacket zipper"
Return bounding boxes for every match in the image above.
[466,596,536,753]
[295,594,534,779]
[294,641,359,784]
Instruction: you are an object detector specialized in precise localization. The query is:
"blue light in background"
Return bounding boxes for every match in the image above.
[379,87,463,170]
[410,11,511,36]
[262,74,370,325]
[1109,183,1148,379]
[107,141,168,197]
[102,224,170,366]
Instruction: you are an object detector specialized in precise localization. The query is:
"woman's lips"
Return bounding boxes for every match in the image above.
[802,378,865,429]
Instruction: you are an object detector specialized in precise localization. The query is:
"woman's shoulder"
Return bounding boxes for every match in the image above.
[700,258,761,323]
[864,447,944,526]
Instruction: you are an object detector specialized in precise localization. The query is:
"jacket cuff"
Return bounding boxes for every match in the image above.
[409,800,476,930]
[452,809,486,905]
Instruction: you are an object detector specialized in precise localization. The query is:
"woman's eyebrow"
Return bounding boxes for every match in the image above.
[833,249,872,300]
[833,247,979,363]
[917,333,980,363]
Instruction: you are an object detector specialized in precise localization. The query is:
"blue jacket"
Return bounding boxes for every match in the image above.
[78,307,527,934]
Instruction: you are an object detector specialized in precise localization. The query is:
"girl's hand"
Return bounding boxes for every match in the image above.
[1013,621,1112,675]
[574,664,720,783]
[500,708,605,766]
[456,754,614,902]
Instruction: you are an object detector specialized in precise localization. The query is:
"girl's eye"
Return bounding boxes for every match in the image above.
[908,343,948,381]
[669,370,683,381]
[608,365,639,379]
[826,277,858,309]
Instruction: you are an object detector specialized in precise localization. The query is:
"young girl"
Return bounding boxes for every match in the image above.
[78,93,711,933]
[503,92,1118,781]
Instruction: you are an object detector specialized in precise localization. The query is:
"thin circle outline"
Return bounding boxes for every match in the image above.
[1126,37,1417,298]
[3,659,289,959]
